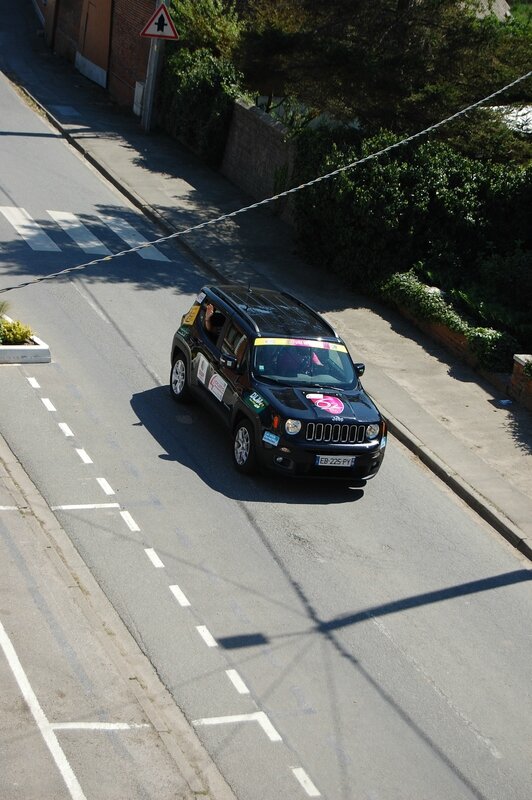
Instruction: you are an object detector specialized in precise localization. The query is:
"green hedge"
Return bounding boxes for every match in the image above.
[380,271,520,372]
[158,48,243,166]
[291,126,532,351]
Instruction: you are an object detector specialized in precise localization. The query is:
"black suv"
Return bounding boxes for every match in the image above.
[170,285,387,480]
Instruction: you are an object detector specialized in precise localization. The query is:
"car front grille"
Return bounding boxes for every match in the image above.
[305,422,366,443]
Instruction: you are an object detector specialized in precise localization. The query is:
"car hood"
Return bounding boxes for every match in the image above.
[261,385,379,423]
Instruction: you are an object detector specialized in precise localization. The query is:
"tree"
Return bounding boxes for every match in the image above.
[237,0,532,138]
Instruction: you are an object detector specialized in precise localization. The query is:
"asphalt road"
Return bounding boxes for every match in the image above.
[1,69,532,800]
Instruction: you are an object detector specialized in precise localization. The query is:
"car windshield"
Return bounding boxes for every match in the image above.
[252,338,357,389]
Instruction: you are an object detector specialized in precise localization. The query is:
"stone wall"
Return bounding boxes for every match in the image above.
[221,100,295,223]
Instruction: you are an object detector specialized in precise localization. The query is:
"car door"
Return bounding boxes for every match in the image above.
[218,323,250,422]
[191,300,232,421]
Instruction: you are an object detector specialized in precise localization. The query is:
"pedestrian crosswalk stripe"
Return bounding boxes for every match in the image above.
[0,206,60,252]
[47,210,111,254]
[99,213,169,261]
[0,206,170,261]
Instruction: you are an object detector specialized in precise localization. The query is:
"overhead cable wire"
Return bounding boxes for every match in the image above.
[1,69,530,295]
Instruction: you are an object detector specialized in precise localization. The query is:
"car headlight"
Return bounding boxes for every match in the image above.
[366,423,380,440]
[285,419,302,435]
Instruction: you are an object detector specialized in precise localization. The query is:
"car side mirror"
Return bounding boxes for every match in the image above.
[354,363,365,377]
[220,354,239,371]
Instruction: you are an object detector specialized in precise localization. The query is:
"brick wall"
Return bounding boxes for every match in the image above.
[108,0,153,106]
[53,0,83,61]
[221,100,295,222]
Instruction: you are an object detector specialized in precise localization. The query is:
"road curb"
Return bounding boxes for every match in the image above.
[382,408,532,561]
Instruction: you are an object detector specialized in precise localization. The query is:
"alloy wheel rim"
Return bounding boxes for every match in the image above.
[234,426,250,465]
[172,360,185,394]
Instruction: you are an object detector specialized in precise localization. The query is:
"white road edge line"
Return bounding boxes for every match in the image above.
[169,584,191,607]
[196,625,217,648]
[192,711,281,742]
[225,669,249,694]
[41,398,56,411]
[58,422,74,437]
[291,767,321,797]
[0,618,87,800]
[75,449,93,464]
[96,477,115,496]
[27,377,40,388]
[144,548,164,568]
[120,510,140,532]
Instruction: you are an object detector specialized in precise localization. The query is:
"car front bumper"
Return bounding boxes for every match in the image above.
[257,436,386,480]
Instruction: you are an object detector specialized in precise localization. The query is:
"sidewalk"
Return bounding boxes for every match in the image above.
[2,2,531,559]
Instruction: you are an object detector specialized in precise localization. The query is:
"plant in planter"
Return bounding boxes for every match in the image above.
[0,301,33,345]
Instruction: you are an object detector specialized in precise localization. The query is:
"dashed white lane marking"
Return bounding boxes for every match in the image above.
[58,422,74,437]
[47,210,111,255]
[144,548,164,568]
[193,711,282,742]
[76,448,93,464]
[41,398,56,411]
[169,584,191,607]
[0,506,18,511]
[96,477,115,496]
[120,510,140,532]
[226,669,249,694]
[51,503,120,511]
[0,206,61,252]
[51,722,150,731]
[196,625,217,648]
[291,767,321,796]
[27,377,40,388]
[0,618,87,800]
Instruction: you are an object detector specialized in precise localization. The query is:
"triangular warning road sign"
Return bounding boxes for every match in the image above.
[140,4,179,40]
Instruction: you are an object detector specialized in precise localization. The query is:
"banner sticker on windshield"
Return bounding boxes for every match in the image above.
[307,393,345,415]
[208,373,227,402]
[255,337,347,353]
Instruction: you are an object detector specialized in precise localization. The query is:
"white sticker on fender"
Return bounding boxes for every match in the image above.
[197,354,208,384]
[208,373,227,401]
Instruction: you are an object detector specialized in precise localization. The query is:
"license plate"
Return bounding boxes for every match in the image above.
[315,455,356,467]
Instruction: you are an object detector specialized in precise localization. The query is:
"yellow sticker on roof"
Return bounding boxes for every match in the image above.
[254,337,347,353]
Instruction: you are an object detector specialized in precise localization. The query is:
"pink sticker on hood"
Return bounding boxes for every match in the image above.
[307,394,345,415]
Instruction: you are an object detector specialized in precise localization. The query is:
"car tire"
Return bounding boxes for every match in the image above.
[170,352,191,402]
[233,419,257,475]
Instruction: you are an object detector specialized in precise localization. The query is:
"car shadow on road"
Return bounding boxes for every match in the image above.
[130,385,365,504]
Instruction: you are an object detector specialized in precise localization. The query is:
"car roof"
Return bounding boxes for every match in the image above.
[206,284,339,340]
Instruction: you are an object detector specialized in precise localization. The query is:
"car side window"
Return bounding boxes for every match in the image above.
[222,323,248,369]
[200,301,226,346]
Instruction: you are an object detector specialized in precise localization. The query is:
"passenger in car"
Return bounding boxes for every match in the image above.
[204,303,225,343]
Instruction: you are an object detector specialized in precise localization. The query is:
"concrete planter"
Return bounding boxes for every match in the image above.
[0,315,51,364]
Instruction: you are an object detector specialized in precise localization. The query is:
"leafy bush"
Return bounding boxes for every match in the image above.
[169,0,242,59]
[465,328,520,373]
[379,270,519,371]
[379,271,467,333]
[158,48,243,166]
[0,319,32,345]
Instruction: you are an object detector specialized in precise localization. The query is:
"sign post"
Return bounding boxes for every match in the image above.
[140,3,179,132]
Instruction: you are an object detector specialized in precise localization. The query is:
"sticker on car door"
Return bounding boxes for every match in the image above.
[208,373,227,402]
[197,353,209,384]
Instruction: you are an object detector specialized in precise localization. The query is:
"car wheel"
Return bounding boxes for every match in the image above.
[233,419,257,475]
[170,353,191,402]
